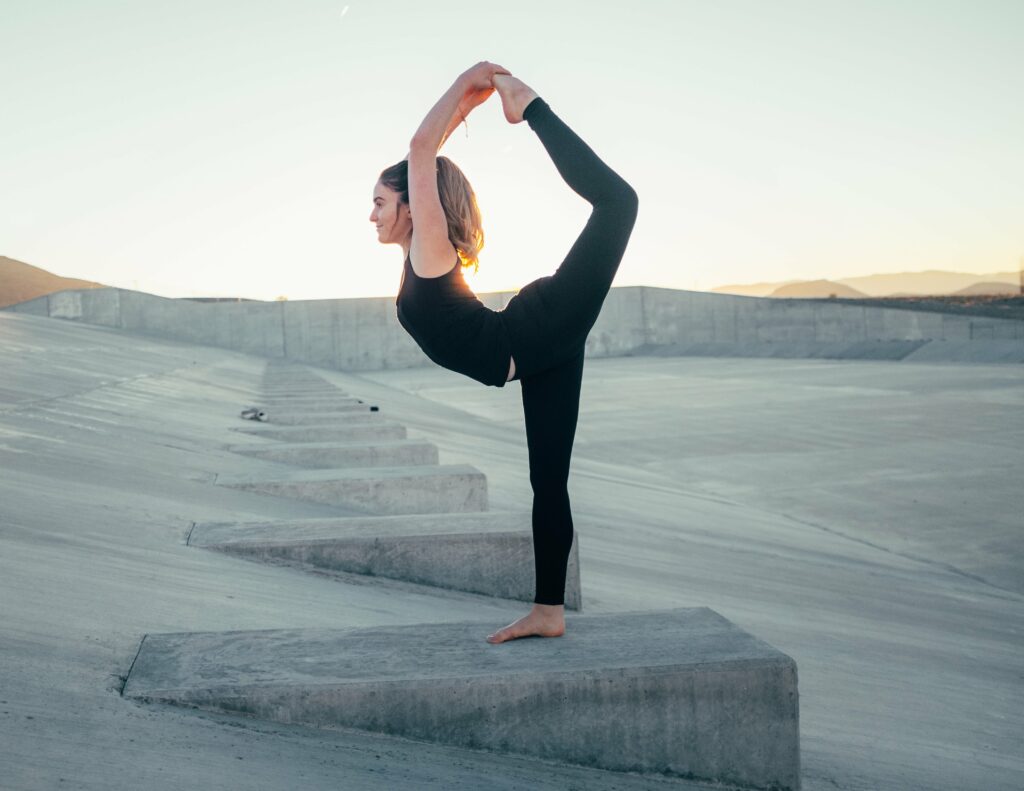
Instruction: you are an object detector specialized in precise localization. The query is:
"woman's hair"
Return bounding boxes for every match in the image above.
[378,156,484,273]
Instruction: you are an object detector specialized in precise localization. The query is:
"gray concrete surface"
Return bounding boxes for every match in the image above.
[226,439,439,468]
[188,511,582,610]
[6,285,1021,371]
[123,607,799,790]
[2,308,1022,790]
[215,464,488,514]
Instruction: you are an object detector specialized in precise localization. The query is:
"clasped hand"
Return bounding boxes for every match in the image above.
[456,61,511,118]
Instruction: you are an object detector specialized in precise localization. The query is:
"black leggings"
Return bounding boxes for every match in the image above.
[502,97,639,606]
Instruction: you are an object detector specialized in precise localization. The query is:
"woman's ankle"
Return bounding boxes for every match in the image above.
[494,74,539,124]
[522,95,544,122]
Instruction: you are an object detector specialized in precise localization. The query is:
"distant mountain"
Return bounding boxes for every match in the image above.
[770,280,867,299]
[0,256,107,308]
[711,280,801,297]
[712,269,1019,298]
[835,270,1018,297]
[952,281,1021,297]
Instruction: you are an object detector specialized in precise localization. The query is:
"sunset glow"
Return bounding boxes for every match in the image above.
[2,0,1021,301]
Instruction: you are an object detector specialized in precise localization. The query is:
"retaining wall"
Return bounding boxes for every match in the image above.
[6,285,1022,367]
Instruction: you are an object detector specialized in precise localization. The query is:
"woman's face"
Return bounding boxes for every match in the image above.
[370,180,411,246]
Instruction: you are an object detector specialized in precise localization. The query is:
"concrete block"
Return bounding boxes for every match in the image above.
[259,401,374,413]
[258,396,365,407]
[262,387,345,396]
[215,464,487,514]
[230,422,407,443]
[122,607,800,790]
[262,377,339,385]
[225,439,438,468]
[262,410,381,426]
[187,510,581,610]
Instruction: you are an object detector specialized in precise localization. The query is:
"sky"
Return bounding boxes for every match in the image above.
[1,0,1022,300]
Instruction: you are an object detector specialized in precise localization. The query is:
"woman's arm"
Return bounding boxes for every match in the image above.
[410,62,508,153]
[406,63,507,275]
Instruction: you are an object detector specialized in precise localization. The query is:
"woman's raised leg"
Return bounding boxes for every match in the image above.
[495,79,640,379]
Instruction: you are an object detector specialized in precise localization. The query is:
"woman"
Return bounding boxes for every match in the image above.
[370,62,639,644]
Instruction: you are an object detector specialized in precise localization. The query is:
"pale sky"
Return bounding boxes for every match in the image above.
[2,0,1021,300]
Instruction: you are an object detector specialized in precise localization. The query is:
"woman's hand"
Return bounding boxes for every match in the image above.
[420,62,513,152]
[438,62,511,145]
[458,61,510,94]
[455,62,510,119]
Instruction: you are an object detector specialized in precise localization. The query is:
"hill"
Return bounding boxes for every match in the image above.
[770,280,867,298]
[951,281,1021,297]
[711,280,801,297]
[713,270,1019,298]
[0,256,107,308]
[836,270,1018,296]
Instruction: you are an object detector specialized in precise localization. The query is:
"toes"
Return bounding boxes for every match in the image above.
[487,624,519,643]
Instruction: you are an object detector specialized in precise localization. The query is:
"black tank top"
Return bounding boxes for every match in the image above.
[395,252,512,388]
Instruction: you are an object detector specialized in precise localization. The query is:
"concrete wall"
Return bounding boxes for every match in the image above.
[6,285,1023,367]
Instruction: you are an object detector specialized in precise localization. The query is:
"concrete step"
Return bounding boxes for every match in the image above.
[122,607,800,790]
[260,385,338,393]
[226,439,438,468]
[258,396,366,407]
[215,464,488,514]
[230,422,407,443]
[261,410,382,426]
[187,510,582,610]
[260,392,349,401]
[259,401,379,414]
[262,373,329,380]
[261,386,345,395]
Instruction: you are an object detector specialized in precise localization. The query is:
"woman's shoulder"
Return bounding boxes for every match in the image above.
[408,237,460,279]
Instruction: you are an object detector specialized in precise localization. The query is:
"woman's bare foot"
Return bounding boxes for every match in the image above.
[492,74,539,124]
[486,603,565,643]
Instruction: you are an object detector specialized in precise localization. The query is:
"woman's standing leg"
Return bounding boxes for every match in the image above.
[521,345,586,605]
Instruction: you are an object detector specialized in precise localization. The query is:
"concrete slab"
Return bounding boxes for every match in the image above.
[260,385,359,392]
[260,391,350,400]
[258,402,380,415]
[258,399,370,405]
[215,464,488,514]
[230,422,407,442]
[261,385,347,394]
[122,607,799,790]
[225,439,438,468]
[258,396,367,407]
[261,387,348,394]
[187,510,582,609]
[262,410,382,425]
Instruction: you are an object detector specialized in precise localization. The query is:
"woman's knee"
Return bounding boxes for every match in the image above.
[597,185,639,232]
[618,181,639,213]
